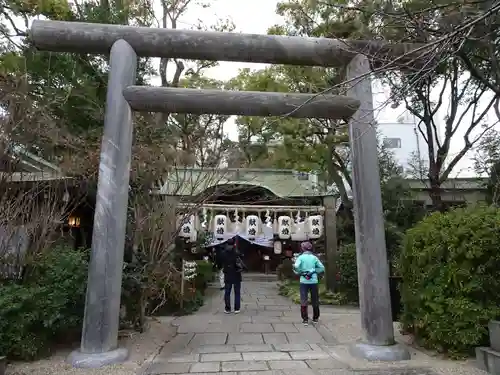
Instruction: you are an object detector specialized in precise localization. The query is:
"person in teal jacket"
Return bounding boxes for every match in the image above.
[293,241,325,325]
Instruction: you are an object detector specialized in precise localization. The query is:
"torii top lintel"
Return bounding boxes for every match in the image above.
[30,20,427,68]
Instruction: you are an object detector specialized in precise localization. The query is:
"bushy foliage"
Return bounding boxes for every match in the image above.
[276,258,297,281]
[194,260,214,294]
[336,243,358,303]
[278,280,348,305]
[399,205,500,357]
[0,246,88,359]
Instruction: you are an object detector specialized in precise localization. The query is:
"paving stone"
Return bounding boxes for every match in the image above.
[239,372,282,375]
[227,333,264,344]
[240,323,275,333]
[252,316,283,324]
[308,344,324,351]
[257,300,291,306]
[190,333,228,346]
[258,310,284,317]
[166,353,200,363]
[286,331,325,344]
[146,362,192,374]
[193,345,236,354]
[234,344,274,352]
[306,359,349,369]
[316,325,340,344]
[293,323,311,332]
[273,343,311,352]
[289,351,331,360]
[279,316,300,323]
[268,360,309,369]
[221,361,269,372]
[242,351,291,361]
[271,323,299,333]
[263,333,288,345]
[355,370,439,375]
[240,310,260,317]
[276,369,318,375]
[162,333,195,352]
[144,282,452,375]
[177,324,208,333]
[264,305,292,311]
[189,362,221,373]
[205,324,239,333]
[315,371,355,375]
[200,353,243,362]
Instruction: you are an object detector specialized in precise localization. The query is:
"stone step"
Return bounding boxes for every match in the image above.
[476,347,500,374]
[243,273,277,282]
[490,321,500,352]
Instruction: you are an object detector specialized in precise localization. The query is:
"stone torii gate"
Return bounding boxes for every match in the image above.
[30,20,422,367]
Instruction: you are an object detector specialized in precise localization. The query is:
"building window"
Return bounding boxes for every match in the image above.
[383,137,402,149]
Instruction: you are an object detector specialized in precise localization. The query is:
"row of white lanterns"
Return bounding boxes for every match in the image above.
[179,213,323,241]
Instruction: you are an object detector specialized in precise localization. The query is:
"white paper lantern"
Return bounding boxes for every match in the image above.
[189,228,198,243]
[274,241,282,255]
[179,215,195,238]
[278,215,292,239]
[291,221,307,241]
[214,214,227,239]
[229,219,242,234]
[179,222,193,238]
[307,215,323,239]
[245,214,260,240]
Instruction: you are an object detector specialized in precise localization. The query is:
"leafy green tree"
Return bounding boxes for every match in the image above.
[1,0,235,186]
[273,0,499,211]
[229,64,352,205]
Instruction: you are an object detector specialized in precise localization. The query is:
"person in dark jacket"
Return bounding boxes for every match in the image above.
[221,238,245,313]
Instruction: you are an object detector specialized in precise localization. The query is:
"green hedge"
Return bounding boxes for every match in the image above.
[278,279,348,305]
[194,260,214,294]
[336,243,358,303]
[399,205,500,357]
[0,246,88,359]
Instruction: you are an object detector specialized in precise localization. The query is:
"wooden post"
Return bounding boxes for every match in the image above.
[323,196,337,292]
[180,260,185,310]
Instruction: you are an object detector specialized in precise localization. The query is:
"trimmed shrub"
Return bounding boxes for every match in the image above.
[336,243,358,303]
[194,260,214,294]
[278,279,347,305]
[0,246,88,359]
[399,205,500,357]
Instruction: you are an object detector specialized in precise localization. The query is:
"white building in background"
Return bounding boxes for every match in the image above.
[377,111,428,175]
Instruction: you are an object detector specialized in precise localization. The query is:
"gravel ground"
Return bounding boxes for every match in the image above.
[6,318,176,375]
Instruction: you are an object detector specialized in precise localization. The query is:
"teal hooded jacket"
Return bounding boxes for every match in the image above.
[293,252,325,284]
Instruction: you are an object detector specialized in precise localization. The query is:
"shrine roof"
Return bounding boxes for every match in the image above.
[158,167,326,198]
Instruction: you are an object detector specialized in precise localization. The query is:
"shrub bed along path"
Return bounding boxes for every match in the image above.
[139,280,487,375]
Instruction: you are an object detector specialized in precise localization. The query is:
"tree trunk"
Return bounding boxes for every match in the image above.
[429,180,445,212]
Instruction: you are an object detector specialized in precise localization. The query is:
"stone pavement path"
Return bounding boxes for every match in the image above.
[140,281,487,375]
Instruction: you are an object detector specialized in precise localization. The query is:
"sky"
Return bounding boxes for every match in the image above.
[144,0,496,177]
[148,0,415,141]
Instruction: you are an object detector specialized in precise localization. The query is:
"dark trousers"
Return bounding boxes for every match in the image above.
[224,281,241,311]
[299,283,320,321]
